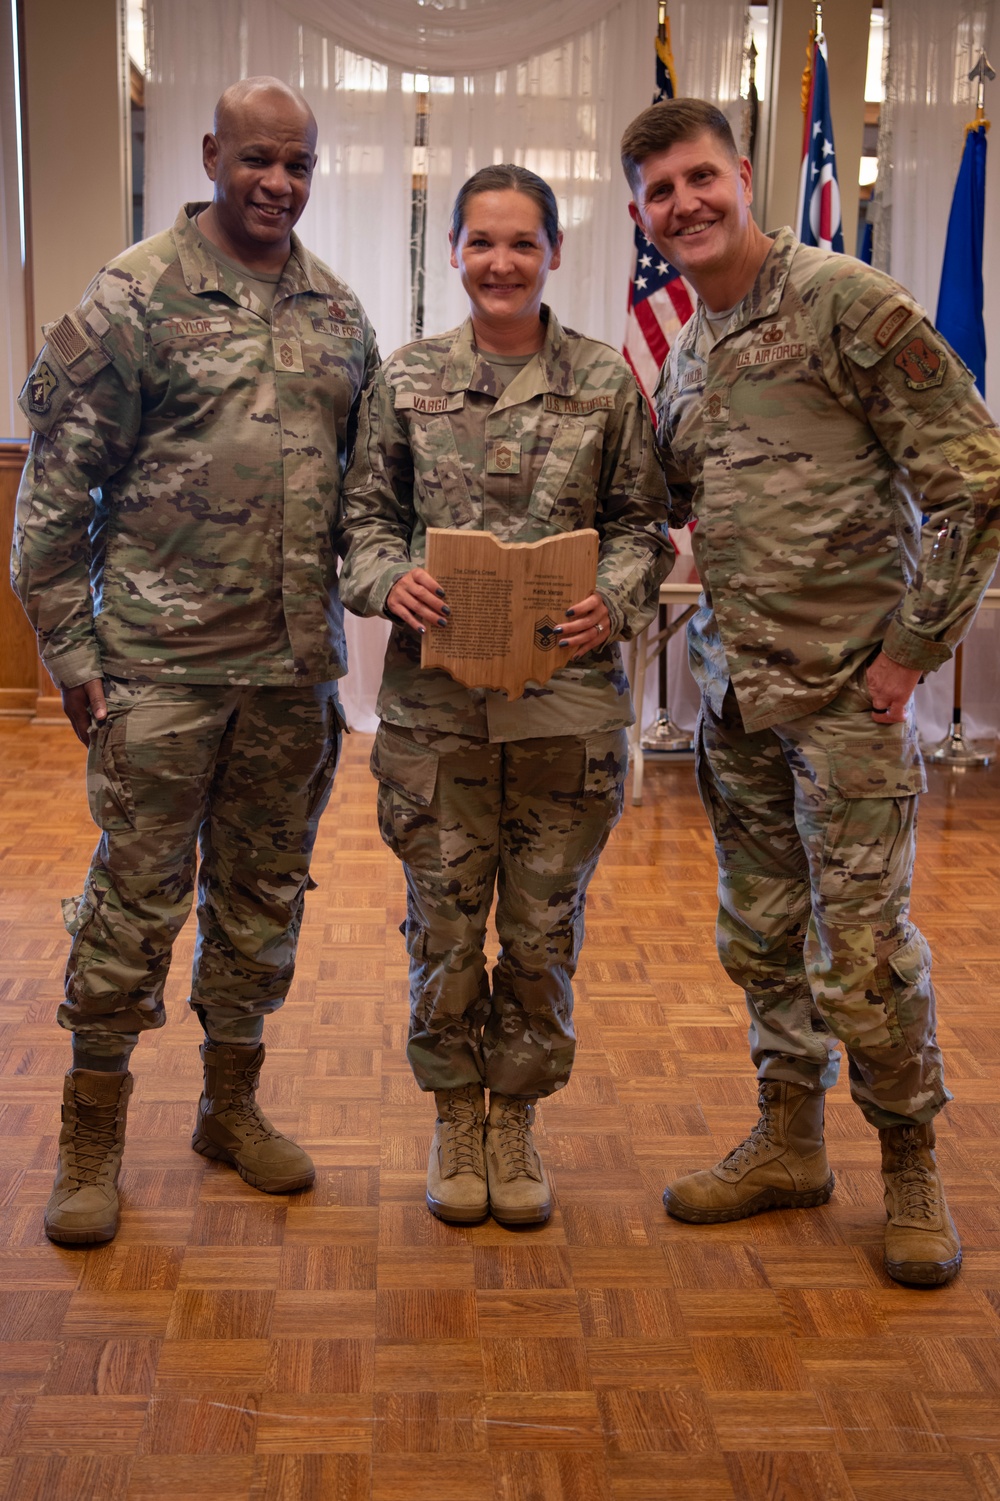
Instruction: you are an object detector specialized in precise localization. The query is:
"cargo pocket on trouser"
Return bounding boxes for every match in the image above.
[876,924,936,1052]
[808,734,928,1056]
[372,727,493,1090]
[85,684,136,834]
[305,693,347,824]
[492,732,625,1080]
[694,714,811,1013]
[584,728,629,819]
[370,723,439,860]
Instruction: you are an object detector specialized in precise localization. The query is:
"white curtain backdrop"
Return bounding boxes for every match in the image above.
[146,0,748,731]
[875,0,1000,742]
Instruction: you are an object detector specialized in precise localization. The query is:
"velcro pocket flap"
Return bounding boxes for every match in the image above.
[843,297,925,370]
[370,725,439,805]
[887,930,930,987]
[828,741,926,799]
[584,729,629,796]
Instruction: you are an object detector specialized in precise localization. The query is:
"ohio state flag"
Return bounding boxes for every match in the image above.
[797,35,844,253]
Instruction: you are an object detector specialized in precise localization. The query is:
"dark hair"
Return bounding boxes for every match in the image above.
[620,98,739,197]
[450,164,560,248]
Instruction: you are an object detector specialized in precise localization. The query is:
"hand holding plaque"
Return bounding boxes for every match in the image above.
[420,528,600,700]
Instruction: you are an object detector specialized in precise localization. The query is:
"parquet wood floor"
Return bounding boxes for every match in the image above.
[0,719,998,1501]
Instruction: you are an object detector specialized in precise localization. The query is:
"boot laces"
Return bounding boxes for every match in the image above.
[720,1093,776,1171]
[891,1129,938,1221]
[227,1066,279,1145]
[440,1094,484,1174]
[71,1097,121,1181]
[494,1101,538,1179]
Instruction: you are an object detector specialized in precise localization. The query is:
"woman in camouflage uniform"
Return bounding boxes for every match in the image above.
[341,166,671,1227]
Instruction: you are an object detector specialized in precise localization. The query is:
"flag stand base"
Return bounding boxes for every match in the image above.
[640,711,694,754]
[927,723,993,769]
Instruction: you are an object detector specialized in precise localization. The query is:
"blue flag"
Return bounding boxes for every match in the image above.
[936,123,988,396]
[797,37,844,253]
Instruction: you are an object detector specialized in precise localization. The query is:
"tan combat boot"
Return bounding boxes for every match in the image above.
[663,1080,834,1223]
[45,1069,133,1245]
[485,1094,552,1227]
[426,1084,488,1224]
[879,1121,962,1286]
[192,1042,314,1193]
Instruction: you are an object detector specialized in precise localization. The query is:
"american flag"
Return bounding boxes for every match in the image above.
[796,32,844,253]
[623,18,695,408]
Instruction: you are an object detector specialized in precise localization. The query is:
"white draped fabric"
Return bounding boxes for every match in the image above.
[146,0,748,731]
[269,0,623,73]
[873,0,1000,742]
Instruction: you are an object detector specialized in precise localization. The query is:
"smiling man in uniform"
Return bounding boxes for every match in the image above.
[13,77,378,1245]
[620,98,1000,1286]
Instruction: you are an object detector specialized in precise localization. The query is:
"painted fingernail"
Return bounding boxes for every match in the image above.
[436,588,446,598]
[565,608,575,618]
[437,617,448,627]
[441,604,451,615]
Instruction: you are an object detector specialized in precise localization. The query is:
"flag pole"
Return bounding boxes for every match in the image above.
[409,79,430,340]
[929,50,994,770]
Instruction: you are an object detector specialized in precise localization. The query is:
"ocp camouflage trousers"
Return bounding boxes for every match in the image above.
[372,723,628,1098]
[697,677,950,1128]
[61,678,343,1045]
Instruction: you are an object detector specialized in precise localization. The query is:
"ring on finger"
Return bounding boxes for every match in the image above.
[596,622,603,635]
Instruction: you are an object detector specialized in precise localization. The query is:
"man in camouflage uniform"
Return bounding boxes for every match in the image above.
[621,98,1000,1285]
[340,194,671,1225]
[12,77,378,1245]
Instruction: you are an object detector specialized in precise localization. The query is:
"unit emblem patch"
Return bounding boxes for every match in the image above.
[28,361,58,414]
[894,336,945,391]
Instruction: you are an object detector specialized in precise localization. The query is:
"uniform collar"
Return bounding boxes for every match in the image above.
[685,226,799,348]
[740,226,798,323]
[441,304,577,398]
[172,202,330,304]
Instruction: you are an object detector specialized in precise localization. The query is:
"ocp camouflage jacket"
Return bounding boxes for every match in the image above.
[655,227,1000,733]
[340,308,672,741]
[12,203,378,688]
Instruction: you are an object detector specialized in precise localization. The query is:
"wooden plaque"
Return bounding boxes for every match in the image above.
[421,527,600,700]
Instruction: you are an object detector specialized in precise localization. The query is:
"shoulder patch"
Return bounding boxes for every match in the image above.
[894,336,946,391]
[39,308,112,386]
[25,360,59,415]
[873,303,912,349]
[47,313,90,368]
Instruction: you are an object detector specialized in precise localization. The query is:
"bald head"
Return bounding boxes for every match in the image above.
[199,76,318,274]
[213,76,317,147]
